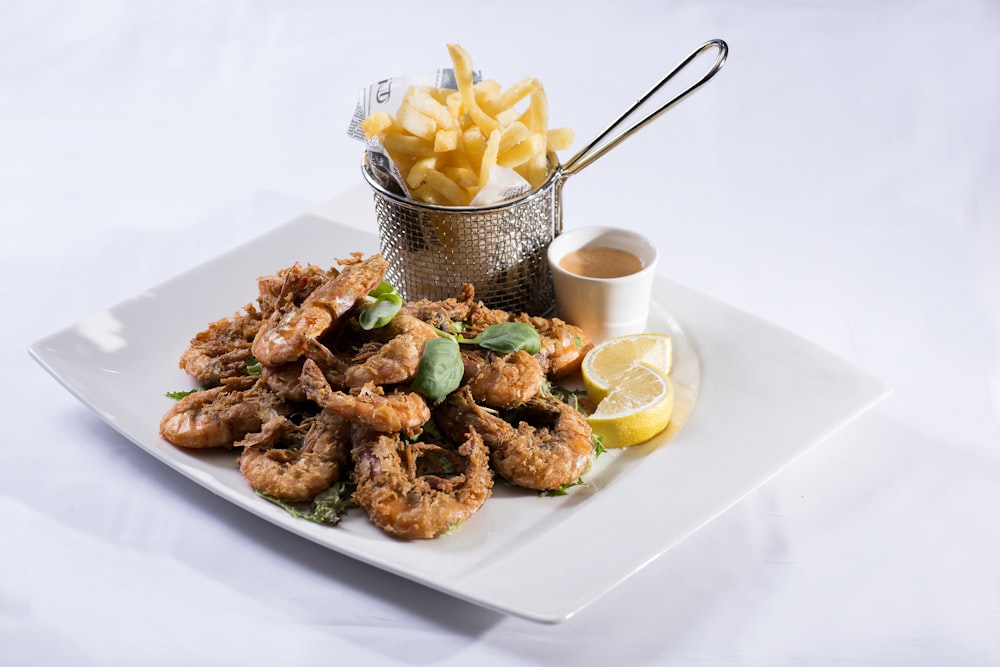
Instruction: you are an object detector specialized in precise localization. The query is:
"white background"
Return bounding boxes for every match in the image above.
[4,1,999,664]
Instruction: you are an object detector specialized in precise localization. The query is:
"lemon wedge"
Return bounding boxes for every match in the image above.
[582,333,673,403]
[582,333,674,447]
[586,363,674,448]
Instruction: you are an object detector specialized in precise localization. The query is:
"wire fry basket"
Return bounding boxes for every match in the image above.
[363,39,728,315]
[364,158,564,314]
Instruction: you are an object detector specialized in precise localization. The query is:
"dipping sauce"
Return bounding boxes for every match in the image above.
[558,246,645,279]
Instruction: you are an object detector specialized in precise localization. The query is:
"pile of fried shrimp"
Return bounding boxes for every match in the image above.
[159,253,599,540]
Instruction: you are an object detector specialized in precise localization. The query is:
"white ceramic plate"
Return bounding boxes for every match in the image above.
[29,191,889,623]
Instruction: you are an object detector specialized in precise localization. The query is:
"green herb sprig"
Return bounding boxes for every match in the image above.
[165,388,202,400]
[257,480,358,525]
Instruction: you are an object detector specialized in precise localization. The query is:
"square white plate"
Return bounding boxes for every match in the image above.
[29,189,890,623]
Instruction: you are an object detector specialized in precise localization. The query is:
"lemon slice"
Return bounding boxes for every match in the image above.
[582,333,673,404]
[587,364,674,448]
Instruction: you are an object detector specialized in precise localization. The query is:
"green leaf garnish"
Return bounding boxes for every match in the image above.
[460,322,541,354]
[246,357,262,376]
[411,334,464,401]
[257,480,358,525]
[358,282,403,330]
[540,477,585,497]
[548,384,588,412]
[166,387,202,400]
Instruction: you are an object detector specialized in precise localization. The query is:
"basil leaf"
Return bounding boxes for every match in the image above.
[411,336,464,401]
[368,281,398,299]
[465,322,542,354]
[358,292,403,330]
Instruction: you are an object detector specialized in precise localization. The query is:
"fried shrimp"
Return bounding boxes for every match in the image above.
[252,254,388,366]
[400,283,476,331]
[261,360,308,403]
[179,262,342,385]
[300,359,430,435]
[178,305,265,385]
[342,313,439,387]
[519,314,594,379]
[351,426,493,539]
[435,386,593,491]
[463,303,593,379]
[159,377,286,449]
[256,262,340,315]
[238,411,351,501]
[462,348,545,409]
[162,255,601,538]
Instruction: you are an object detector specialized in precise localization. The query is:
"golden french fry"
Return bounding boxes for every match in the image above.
[423,86,451,106]
[381,133,434,157]
[481,76,539,116]
[517,149,550,187]
[407,86,456,130]
[412,183,446,206]
[360,110,397,139]
[447,43,498,135]
[462,126,487,155]
[546,127,575,151]
[498,121,531,153]
[526,85,548,134]
[396,101,437,141]
[406,156,437,189]
[479,129,501,189]
[445,90,463,119]
[434,128,459,152]
[444,148,474,172]
[424,168,469,206]
[497,134,546,168]
[442,165,479,188]
[473,79,502,104]
[495,106,522,128]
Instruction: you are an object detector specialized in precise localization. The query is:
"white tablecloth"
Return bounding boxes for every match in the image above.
[5,1,999,664]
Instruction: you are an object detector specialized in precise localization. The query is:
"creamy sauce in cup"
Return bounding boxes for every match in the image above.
[558,246,645,279]
[548,227,658,342]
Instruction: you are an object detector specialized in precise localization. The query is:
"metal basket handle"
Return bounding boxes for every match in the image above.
[560,39,728,178]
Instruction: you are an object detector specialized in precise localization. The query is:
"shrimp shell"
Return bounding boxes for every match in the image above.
[261,360,308,403]
[351,427,493,540]
[252,254,388,366]
[342,313,439,387]
[520,314,594,379]
[178,305,264,385]
[159,377,285,449]
[463,303,594,379]
[400,283,475,331]
[256,262,340,315]
[435,386,593,491]
[239,411,351,501]
[300,358,430,435]
[462,348,545,409]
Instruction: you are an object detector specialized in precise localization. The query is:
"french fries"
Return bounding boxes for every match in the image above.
[361,43,574,207]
